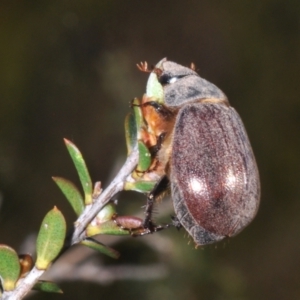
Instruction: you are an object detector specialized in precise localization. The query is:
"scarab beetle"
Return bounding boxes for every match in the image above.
[136,58,260,246]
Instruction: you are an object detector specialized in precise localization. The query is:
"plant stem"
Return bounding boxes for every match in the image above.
[72,145,138,244]
[2,267,44,300]
[2,146,138,300]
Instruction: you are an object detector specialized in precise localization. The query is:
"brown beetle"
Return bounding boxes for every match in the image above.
[137,59,260,245]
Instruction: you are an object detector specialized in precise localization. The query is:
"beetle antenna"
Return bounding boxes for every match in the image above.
[190,62,196,71]
[137,61,152,73]
[152,67,163,76]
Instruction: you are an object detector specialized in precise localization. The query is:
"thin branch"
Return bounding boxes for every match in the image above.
[2,267,43,300]
[2,146,139,300]
[71,145,138,244]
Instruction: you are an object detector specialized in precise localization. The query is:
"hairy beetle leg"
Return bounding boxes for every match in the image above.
[131,99,174,119]
[143,176,170,230]
[142,101,174,119]
[148,132,166,157]
[113,215,170,237]
[143,193,155,229]
[131,222,171,237]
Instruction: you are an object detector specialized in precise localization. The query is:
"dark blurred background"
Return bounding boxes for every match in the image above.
[1,1,300,299]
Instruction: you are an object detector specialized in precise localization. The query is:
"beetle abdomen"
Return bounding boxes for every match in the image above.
[171,102,260,245]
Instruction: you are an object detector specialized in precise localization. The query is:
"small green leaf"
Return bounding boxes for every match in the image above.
[0,245,21,291]
[125,112,137,155]
[81,238,120,259]
[96,202,117,223]
[33,280,63,293]
[36,207,66,270]
[146,61,164,102]
[52,177,84,216]
[64,139,93,205]
[137,141,152,172]
[86,220,131,237]
[132,97,144,131]
[124,180,156,193]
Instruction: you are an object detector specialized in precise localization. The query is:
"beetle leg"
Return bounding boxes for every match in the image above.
[113,214,170,236]
[130,223,171,237]
[131,100,174,120]
[142,193,155,230]
[142,101,174,120]
[133,132,166,178]
[143,175,170,230]
[149,132,166,157]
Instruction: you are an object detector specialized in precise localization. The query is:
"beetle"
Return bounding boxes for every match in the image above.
[136,58,260,245]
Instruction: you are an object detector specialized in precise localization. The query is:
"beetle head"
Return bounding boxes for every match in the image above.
[146,58,227,107]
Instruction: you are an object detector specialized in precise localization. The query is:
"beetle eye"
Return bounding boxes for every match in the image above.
[158,74,173,85]
[168,77,178,84]
[158,74,186,85]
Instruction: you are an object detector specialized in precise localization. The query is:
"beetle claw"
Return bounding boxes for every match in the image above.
[130,222,170,237]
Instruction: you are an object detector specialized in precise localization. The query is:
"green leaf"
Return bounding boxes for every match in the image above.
[136,141,152,172]
[124,180,156,193]
[132,97,144,131]
[81,238,120,259]
[86,220,131,237]
[0,245,21,291]
[146,61,164,102]
[52,177,84,216]
[96,202,117,223]
[33,280,63,293]
[124,112,137,155]
[64,139,93,205]
[36,207,66,270]
[87,216,148,237]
